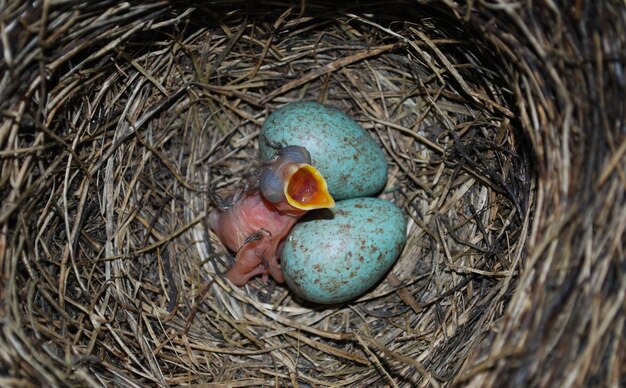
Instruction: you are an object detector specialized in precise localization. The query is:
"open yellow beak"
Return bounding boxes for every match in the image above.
[284,164,335,210]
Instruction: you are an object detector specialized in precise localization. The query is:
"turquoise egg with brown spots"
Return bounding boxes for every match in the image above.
[282,197,406,304]
[259,101,388,200]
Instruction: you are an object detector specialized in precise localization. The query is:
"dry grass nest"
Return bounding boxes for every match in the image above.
[1,1,624,387]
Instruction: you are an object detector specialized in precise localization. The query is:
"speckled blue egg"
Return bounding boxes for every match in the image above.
[282,197,406,304]
[259,102,388,200]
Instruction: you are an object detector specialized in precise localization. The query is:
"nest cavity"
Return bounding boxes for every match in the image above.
[1,1,624,387]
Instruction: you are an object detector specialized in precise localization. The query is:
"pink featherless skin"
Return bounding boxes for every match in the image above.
[209,145,334,286]
[209,193,304,285]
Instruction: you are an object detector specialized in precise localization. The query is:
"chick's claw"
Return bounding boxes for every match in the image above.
[225,240,267,286]
[225,234,284,286]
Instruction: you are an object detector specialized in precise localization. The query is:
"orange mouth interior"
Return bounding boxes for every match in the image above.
[285,165,335,210]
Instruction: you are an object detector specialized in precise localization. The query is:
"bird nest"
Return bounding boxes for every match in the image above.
[1,1,624,386]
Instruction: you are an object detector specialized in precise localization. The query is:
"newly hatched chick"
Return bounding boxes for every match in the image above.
[210,146,334,286]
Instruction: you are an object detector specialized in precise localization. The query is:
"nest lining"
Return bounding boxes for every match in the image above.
[1,1,624,387]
